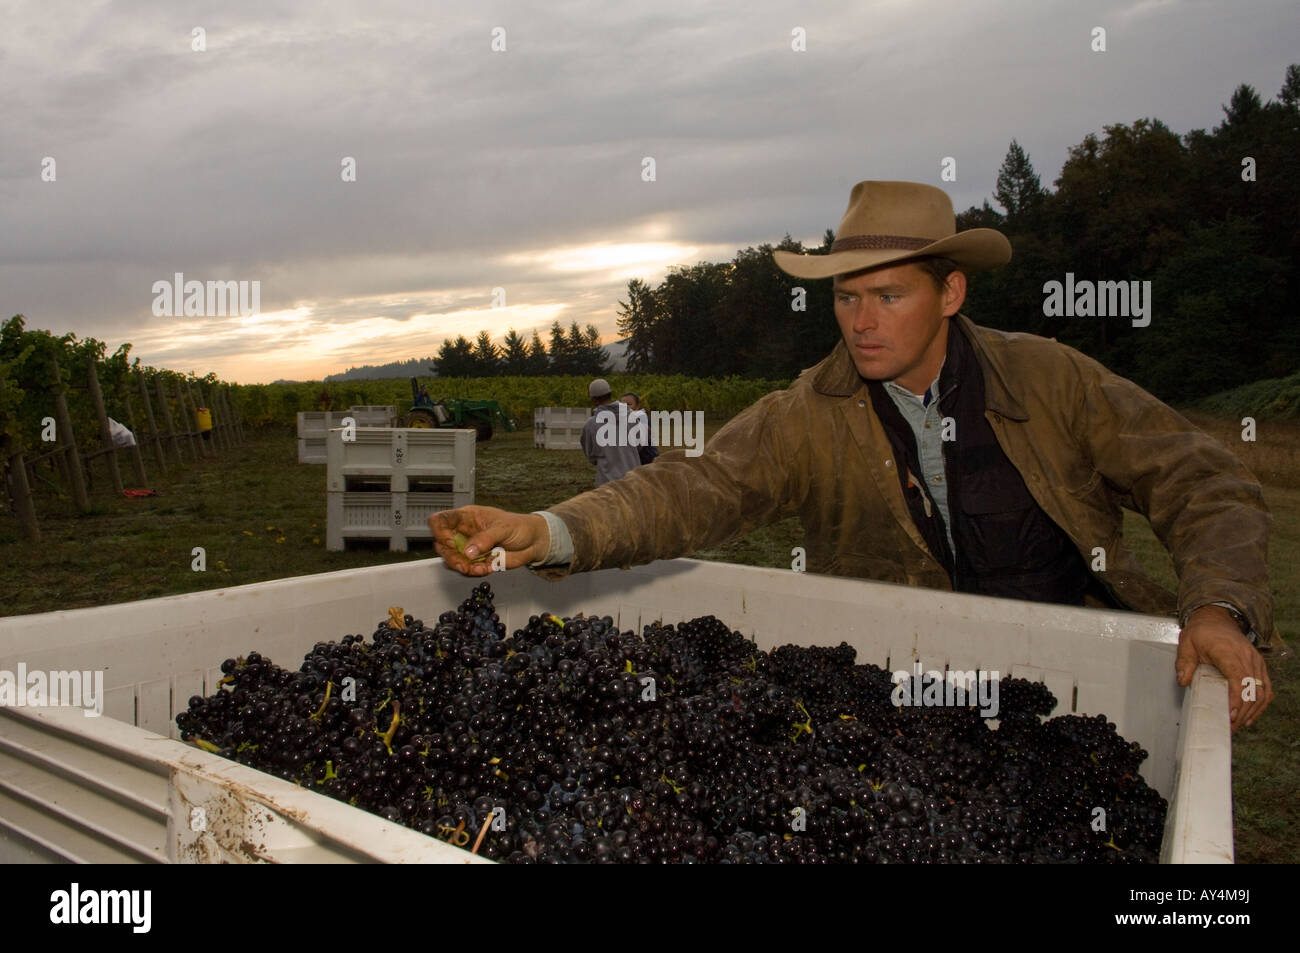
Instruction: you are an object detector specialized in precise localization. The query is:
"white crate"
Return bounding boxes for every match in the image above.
[532,422,578,449]
[533,421,584,449]
[326,427,475,493]
[0,559,1230,864]
[534,407,588,450]
[326,490,473,551]
[297,437,327,464]
[540,429,583,450]
[299,409,397,442]
[298,411,346,440]
[535,407,590,428]
[347,405,396,427]
[0,706,485,864]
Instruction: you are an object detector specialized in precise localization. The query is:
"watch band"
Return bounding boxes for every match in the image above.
[1182,602,1258,644]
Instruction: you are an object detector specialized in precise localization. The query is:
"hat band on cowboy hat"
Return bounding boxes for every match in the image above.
[773,180,1012,280]
[830,234,932,252]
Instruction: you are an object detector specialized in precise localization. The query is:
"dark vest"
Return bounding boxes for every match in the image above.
[866,319,1115,607]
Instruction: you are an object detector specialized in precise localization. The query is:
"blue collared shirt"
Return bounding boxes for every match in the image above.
[883,360,956,559]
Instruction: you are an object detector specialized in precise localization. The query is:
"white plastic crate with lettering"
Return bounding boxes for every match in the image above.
[326,427,475,493]
[0,559,1231,864]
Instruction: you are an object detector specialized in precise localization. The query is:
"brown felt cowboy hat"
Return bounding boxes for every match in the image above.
[772,180,1012,279]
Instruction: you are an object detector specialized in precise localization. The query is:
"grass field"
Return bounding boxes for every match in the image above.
[1,410,1295,862]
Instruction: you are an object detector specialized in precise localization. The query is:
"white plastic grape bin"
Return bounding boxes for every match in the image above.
[296,410,344,439]
[323,429,475,553]
[325,491,475,551]
[297,408,396,464]
[533,407,589,450]
[0,558,1231,864]
[298,407,397,439]
[297,438,327,465]
[347,406,397,427]
[326,427,476,493]
[297,412,341,464]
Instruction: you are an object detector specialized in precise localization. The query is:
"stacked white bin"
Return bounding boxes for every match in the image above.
[348,406,397,426]
[534,407,590,450]
[298,407,396,463]
[298,411,343,463]
[326,427,475,551]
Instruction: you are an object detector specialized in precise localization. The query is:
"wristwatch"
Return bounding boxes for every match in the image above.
[1183,602,1259,645]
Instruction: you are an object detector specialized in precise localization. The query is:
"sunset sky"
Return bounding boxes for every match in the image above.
[3,0,1296,383]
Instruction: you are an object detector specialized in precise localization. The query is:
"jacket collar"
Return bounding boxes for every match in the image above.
[810,312,1029,421]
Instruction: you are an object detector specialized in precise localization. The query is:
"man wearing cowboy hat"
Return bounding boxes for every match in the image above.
[431,180,1278,730]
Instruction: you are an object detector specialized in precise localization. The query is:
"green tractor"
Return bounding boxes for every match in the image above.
[400,372,517,442]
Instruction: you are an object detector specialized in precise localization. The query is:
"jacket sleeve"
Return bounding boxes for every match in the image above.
[534,392,802,579]
[1067,349,1279,650]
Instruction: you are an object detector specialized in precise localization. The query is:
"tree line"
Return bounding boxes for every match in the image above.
[329,320,613,381]
[431,321,611,379]
[616,66,1300,405]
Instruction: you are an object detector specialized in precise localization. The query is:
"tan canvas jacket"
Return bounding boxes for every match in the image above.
[540,313,1281,652]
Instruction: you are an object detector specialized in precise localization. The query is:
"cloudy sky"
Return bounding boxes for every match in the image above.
[3,0,1296,383]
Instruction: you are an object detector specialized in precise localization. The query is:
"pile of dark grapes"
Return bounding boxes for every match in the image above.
[176,582,1166,863]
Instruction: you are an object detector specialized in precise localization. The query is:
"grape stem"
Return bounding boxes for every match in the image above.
[377,701,401,753]
[454,532,491,564]
[309,680,334,721]
[471,813,494,854]
[658,771,685,795]
[790,700,814,743]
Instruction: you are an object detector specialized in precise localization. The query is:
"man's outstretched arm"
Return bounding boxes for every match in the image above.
[432,389,805,579]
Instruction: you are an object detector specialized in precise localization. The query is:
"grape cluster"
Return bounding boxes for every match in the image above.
[177,582,1166,863]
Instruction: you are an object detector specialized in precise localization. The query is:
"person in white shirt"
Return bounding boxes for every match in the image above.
[620,392,659,465]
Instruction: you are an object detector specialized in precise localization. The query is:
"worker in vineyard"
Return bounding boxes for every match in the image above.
[621,392,659,465]
[580,379,640,487]
[432,180,1279,731]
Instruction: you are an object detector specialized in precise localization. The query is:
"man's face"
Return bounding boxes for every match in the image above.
[832,262,966,393]
[621,395,640,411]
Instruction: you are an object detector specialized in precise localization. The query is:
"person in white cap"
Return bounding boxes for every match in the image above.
[432,180,1278,730]
[579,378,640,487]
